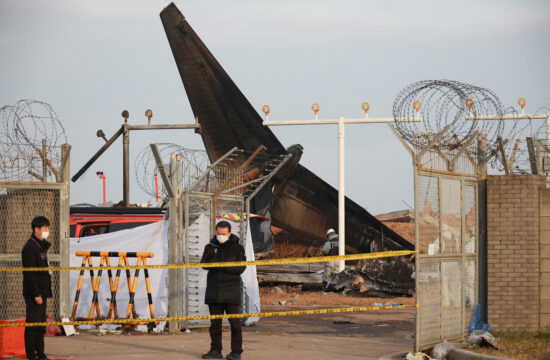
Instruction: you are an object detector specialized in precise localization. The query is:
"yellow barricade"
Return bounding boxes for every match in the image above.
[71,251,157,331]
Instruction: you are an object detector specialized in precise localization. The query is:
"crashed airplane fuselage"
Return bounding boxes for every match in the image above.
[160,3,413,254]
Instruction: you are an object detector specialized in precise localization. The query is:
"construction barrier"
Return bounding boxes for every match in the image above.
[71,251,157,331]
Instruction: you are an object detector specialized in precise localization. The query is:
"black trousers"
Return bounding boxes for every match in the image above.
[208,303,242,354]
[24,297,47,360]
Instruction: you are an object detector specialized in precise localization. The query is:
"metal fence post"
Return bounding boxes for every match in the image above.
[168,153,182,332]
[477,134,488,322]
[58,144,71,318]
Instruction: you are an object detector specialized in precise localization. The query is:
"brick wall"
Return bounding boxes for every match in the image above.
[541,188,550,331]
[487,175,544,332]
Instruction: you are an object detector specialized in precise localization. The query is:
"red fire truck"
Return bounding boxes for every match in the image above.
[69,207,166,238]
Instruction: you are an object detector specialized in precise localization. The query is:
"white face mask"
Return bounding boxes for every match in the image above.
[216,234,229,244]
[41,231,50,240]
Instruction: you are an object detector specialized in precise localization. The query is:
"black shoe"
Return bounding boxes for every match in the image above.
[226,352,241,360]
[202,349,223,359]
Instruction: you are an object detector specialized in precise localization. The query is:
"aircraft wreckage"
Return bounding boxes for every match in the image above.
[159,3,413,255]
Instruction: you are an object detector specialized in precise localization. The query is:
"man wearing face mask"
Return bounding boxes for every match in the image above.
[200,221,246,360]
[21,216,52,360]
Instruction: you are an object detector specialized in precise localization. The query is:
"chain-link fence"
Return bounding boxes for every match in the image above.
[0,183,69,320]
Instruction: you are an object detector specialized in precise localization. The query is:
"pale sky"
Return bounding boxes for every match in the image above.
[1,0,549,214]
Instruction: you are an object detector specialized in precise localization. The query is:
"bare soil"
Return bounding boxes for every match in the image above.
[260,284,415,307]
[41,306,415,360]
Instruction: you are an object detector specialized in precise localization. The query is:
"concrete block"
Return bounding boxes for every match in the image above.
[541,244,550,259]
[542,300,550,314]
[541,314,550,332]
[542,273,550,286]
[541,230,550,245]
[542,286,550,300]
[542,259,550,273]
[541,218,550,231]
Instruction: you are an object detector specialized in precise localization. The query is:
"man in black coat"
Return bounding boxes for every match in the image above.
[21,216,52,360]
[200,221,246,360]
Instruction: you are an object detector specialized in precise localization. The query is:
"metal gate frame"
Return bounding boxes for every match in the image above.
[389,125,482,351]
[414,168,478,350]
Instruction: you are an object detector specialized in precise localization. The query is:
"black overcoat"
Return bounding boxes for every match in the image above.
[21,234,52,299]
[200,234,246,304]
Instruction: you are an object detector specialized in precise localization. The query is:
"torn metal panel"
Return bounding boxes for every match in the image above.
[257,264,322,285]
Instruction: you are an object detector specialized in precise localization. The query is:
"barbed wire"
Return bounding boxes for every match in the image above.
[505,102,550,174]
[0,100,67,182]
[134,143,210,199]
[392,80,548,172]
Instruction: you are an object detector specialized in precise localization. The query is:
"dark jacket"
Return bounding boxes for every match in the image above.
[21,234,52,299]
[200,234,246,304]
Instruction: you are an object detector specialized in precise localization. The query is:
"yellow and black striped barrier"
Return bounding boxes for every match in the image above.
[71,252,157,331]
[0,250,418,272]
[0,304,419,328]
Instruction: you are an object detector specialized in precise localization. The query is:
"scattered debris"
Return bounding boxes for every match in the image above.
[431,341,455,360]
[271,286,284,294]
[333,321,355,325]
[468,303,493,334]
[405,351,432,360]
[465,330,498,349]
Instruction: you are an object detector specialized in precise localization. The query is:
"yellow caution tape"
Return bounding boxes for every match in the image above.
[0,250,418,272]
[0,304,419,328]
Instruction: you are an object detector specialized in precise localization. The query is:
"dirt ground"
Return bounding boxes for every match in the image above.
[37,288,415,360]
[259,285,416,307]
[41,307,414,360]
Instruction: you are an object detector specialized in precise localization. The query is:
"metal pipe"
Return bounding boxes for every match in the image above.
[264,117,422,126]
[187,147,239,192]
[467,113,549,121]
[42,139,47,182]
[101,174,106,204]
[155,174,159,202]
[337,117,345,272]
[127,124,200,130]
[123,123,130,207]
[71,127,123,182]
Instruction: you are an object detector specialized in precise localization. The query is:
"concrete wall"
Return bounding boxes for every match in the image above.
[486,175,545,332]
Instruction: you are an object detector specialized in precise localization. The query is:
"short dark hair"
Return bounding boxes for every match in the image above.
[215,221,231,232]
[31,216,50,230]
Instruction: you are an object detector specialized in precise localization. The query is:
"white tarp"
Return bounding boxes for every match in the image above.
[69,218,260,331]
[242,220,260,324]
[69,221,169,331]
